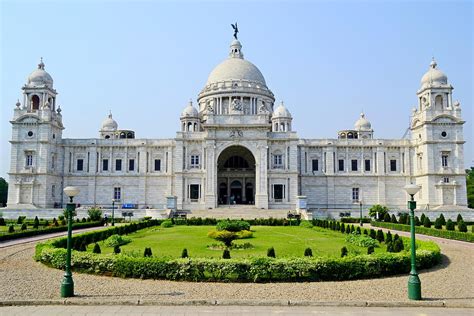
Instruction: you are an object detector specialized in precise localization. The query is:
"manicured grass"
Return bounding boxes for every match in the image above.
[88,225,387,258]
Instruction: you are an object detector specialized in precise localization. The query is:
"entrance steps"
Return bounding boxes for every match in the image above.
[185,207,291,219]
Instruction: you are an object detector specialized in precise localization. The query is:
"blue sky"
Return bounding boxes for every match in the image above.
[0,0,472,180]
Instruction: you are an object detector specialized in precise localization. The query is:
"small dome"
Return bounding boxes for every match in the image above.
[354,112,372,131]
[181,100,198,118]
[420,58,447,88]
[27,58,53,88]
[272,102,292,118]
[101,112,118,131]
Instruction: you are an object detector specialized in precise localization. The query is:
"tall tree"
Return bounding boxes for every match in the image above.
[466,167,474,209]
[0,177,7,206]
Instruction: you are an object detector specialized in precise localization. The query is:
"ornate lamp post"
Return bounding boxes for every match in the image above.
[359,198,363,227]
[111,199,116,226]
[403,183,422,300]
[61,186,80,298]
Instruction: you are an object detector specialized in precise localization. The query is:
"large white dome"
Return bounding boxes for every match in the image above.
[206,58,266,86]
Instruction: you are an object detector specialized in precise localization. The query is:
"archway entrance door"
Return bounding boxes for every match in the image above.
[217,145,255,206]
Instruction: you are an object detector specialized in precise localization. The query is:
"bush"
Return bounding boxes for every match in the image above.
[17,216,26,224]
[434,218,442,229]
[414,216,421,226]
[143,216,152,221]
[340,223,345,233]
[356,226,361,235]
[304,247,313,257]
[222,249,231,259]
[345,225,351,234]
[391,214,397,223]
[267,247,276,258]
[0,218,5,226]
[88,208,102,221]
[376,229,384,243]
[216,220,250,232]
[8,225,14,233]
[446,219,455,231]
[235,230,253,239]
[393,239,404,252]
[383,213,391,223]
[369,229,376,240]
[438,214,446,226]
[161,220,173,228]
[21,223,27,231]
[350,225,355,234]
[457,214,463,223]
[458,220,467,233]
[368,204,389,219]
[104,234,132,247]
[420,213,426,224]
[386,231,392,244]
[363,229,368,235]
[181,248,188,258]
[79,240,87,252]
[423,216,431,228]
[144,247,153,257]
[53,218,59,227]
[209,230,237,247]
[33,216,39,229]
[340,246,348,257]
[345,232,379,248]
[394,233,400,241]
[386,242,394,252]
[114,245,121,254]
[367,246,374,254]
[299,221,313,229]
[93,243,101,254]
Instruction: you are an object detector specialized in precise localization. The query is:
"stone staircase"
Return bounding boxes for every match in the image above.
[183,206,291,219]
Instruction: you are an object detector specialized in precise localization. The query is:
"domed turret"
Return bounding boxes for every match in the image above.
[101,112,118,131]
[272,102,292,118]
[180,101,200,132]
[420,58,448,89]
[354,113,372,131]
[181,100,199,118]
[271,101,292,132]
[27,58,54,88]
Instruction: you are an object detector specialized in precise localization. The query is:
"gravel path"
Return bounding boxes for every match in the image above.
[0,230,473,306]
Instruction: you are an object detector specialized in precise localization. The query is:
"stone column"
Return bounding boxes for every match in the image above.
[255,144,269,209]
[204,142,216,209]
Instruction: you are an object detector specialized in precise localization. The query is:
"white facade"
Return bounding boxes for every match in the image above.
[7,40,468,215]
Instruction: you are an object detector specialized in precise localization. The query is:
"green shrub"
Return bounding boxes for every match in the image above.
[350,225,355,234]
[383,213,391,223]
[79,240,87,252]
[235,230,253,239]
[33,216,39,229]
[82,218,87,223]
[368,204,389,219]
[144,247,153,257]
[267,247,276,258]
[222,249,231,259]
[420,213,426,224]
[369,229,376,240]
[143,216,152,221]
[88,208,103,221]
[304,247,313,257]
[0,218,5,226]
[345,225,350,234]
[58,215,65,221]
[216,220,250,232]
[423,217,431,228]
[434,218,442,229]
[363,229,368,235]
[17,216,25,224]
[114,245,121,254]
[394,233,400,241]
[414,216,421,226]
[386,242,394,252]
[356,226,361,235]
[340,246,348,257]
[161,220,173,228]
[446,219,455,231]
[299,221,313,228]
[385,231,392,244]
[457,214,463,223]
[376,229,384,243]
[181,248,188,258]
[393,239,404,252]
[209,230,237,247]
[61,219,67,226]
[367,246,374,254]
[8,225,14,233]
[21,223,27,231]
[53,218,59,227]
[93,243,101,254]
[346,232,378,248]
[458,220,467,233]
[340,223,345,233]
[438,214,446,226]
[104,234,132,247]
[391,214,397,223]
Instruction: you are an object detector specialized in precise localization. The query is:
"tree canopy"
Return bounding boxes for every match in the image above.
[466,167,474,209]
[0,177,7,207]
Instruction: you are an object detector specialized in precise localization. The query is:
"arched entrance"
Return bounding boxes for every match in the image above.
[217,145,255,205]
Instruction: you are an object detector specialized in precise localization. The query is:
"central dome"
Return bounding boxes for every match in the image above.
[205,39,267,87]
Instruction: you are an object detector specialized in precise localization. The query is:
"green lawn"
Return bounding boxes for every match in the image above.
[88,225,387,258]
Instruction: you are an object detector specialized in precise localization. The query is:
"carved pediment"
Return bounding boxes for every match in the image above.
[432,115,458,124]
[16,115,40,124]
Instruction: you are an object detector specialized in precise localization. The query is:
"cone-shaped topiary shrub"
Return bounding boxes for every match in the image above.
[438,213,446,226]
[340,223,345,233]
[383,213,391,223]
[391,214,397,223]
[350,225,355,234]
[345,225,351,234]
[367,246,374,254]
[446,219,455,231]
[93,243,101,254]
[423,216,431,228]
[21,223,27,231]
[434,218,442,229]
[420,213,426,223]
[33,216,39,229]
[414,216,421,226]
[267,247,276,258]
[369,229,376,240]
[304,247,313,257]
[376,229,384,243]
[386,242,394,252]
[340,246,348,257]
[385,231,392,244]
[393,239,404,252]
[458,220,467,232]
[8,225,14,233]
[181,248,188,258]
[363,229,368,235]
[222,249,231,259]
[356,226,361,235]
[144,247,153,257]
[0,218,5,226]
[394,233,400,241]
[114,245,121,254]
[457,214,463,224]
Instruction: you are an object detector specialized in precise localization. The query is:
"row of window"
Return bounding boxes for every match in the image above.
[75,158,160,172]
[310,159,397,172]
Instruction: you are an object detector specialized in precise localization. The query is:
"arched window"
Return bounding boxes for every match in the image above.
[194,123,197,132]
[31,95,40,110]
[187,122,193,132]
[275,123,279,132]
[435,95,443,109]
[182,122,186,131]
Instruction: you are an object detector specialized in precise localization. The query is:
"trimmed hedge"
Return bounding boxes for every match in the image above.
[0,221,103,242]
[36,219,441,283]
[340,217,371,224]
[372,221,474,242]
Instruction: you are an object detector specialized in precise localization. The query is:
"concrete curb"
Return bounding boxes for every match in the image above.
[1,299,473,308]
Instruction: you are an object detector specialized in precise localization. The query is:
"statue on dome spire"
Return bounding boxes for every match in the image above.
[231,22,238,40]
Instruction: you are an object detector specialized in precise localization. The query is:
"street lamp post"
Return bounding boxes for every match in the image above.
[404,183,422,300]
[359,199,363,227]
[111,199,116,226]
[61,186,80,298]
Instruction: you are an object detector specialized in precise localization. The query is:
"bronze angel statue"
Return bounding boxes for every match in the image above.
[231,22,238,40]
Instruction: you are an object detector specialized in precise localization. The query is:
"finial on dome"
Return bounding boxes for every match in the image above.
[15,99,21,108]
[108,110,113,118]
[430,57,437,69]
[360,112,365,118]
[231,22,239,40]
[38,57,45,70]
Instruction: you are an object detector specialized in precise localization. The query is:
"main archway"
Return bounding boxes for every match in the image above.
[217,145,255,205]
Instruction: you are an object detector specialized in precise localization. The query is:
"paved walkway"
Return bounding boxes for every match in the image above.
[1,305,473,316]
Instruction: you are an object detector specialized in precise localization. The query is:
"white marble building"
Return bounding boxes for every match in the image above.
[6,38,469,216]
